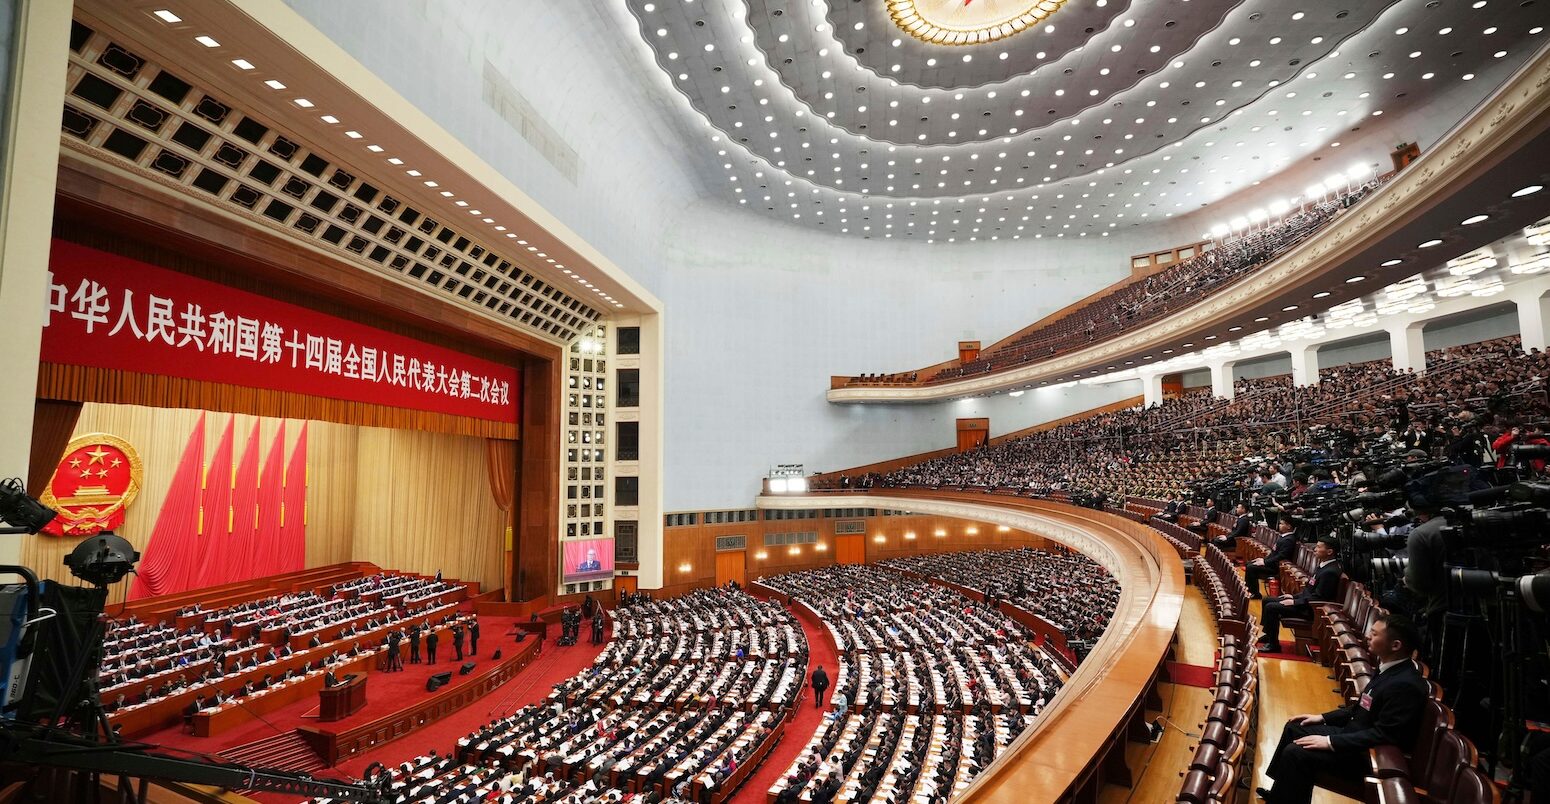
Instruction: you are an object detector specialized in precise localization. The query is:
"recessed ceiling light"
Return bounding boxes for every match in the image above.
[366,144,383,152]
[387,157,403,165]
[1255,317,1270,322]
[1419,239,1443,247]
[293,98,314,108]
[231,59,255,70]
[1513,185,1543,197]
[1461,214,1488,225]
[264,79,286,90]
[1346,275,1366,283]
[1381,259,1403,266]
[423,180,438,187]
[406,169,421,176]
[1313,291,1331,298]
[194,35,220,48]
[1282,305,1299,312]
[152,9,181,23]
[320,114,339,124]
[344,130,363,139]
[1228,326,1243,332]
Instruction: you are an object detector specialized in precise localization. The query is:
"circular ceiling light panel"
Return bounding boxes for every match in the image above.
[888,0,1068,46]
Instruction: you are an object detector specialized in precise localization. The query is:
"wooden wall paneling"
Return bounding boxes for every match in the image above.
[714,550,746,588]
[833,533,866,565]
[516,359,559,601]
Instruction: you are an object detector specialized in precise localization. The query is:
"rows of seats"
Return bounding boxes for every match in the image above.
[758,563,1069,803]
[1176,629,1261,804]
[843,178,1387,388]
[877,547,1119,643]
[100,570,462,724]
[435,588,800,804]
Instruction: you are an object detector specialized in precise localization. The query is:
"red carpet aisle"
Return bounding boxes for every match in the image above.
[734,603,839,803]
[328,621,611,781]
[142,616,524,756]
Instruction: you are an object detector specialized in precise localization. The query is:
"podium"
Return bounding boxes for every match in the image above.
[319,673,367,721]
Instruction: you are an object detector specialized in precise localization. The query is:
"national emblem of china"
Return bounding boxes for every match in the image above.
[38,433,144,537]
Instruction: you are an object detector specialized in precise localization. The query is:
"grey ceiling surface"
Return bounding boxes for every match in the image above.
[615,0,1549,242]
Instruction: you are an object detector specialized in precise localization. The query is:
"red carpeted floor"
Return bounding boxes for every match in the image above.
[732,603,837,804]
[133,616,610,803]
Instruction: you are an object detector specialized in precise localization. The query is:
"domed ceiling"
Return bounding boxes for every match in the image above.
[622,0,1547,242]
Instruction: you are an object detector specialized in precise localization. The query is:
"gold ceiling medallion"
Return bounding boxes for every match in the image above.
[887,0,1068,46]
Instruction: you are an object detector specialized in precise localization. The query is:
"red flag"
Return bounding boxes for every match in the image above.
[280,422,308,573]
[254,422,286,578]
[129,413,205,600]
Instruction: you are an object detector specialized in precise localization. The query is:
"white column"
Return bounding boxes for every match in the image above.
[0,0,73,566]
[1141,372,1164,408]
[1388,321,1427,374]
[1289,343,1320,387]
[1514,288,1550,354]
[634,312,664,590]
[1208,360,1237,400]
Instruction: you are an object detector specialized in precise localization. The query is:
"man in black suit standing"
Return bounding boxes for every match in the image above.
[409,624,422,664]
[468,618,479,656]
[1246,520,1298,599]
[451,622,465,662]
[1258,615,1429,803]
[1259,536,1341,654]
[810,665,829,709]
[426,629,439,665]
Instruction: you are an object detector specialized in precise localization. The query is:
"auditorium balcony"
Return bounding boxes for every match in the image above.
[827,47,1550,404]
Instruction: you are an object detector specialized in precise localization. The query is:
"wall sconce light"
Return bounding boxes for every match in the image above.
[814,542,827,552]
[904,531,916,540]
[933,529,947,537]
[966,527,979,535]
[997,525,1011,533]
[873,534,886,544]
[678,562,693,573]
[754,551,768,560]
[788,546,800,555]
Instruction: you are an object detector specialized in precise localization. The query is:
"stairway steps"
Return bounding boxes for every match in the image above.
[218,730,326,775]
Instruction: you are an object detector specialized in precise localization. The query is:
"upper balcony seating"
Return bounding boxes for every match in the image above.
[841,178,1389,389]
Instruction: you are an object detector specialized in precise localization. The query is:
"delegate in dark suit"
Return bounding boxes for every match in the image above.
[425,630,439,664]
[1246,523,1298,599]
[1259,536,1340,653]
[1189,500,1220,534]
[1261,615,1428,803]
[1211,504,1252,549]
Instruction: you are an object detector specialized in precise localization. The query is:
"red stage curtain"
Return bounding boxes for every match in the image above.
[193,418,235,588]
[223,422,261,585]
[129,413,205,600]
[28,399,83,496]
[279,422,308,573]
[486,438,517,603]
[254,422,286,578]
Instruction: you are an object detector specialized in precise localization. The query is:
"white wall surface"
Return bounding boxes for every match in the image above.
[279,0,1528,511]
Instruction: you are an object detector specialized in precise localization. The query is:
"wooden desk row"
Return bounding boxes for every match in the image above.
[192,651,374,737]
[108,601,461,737]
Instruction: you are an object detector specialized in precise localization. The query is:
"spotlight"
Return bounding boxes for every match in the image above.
[0,478,57,534]
[64,531,139,587]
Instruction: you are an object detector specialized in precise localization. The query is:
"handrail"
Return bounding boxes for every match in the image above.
[757,491,1182,804]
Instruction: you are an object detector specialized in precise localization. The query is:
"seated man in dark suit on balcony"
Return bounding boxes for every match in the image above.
[1210,502,1252,550]
[1258,615,1428,803]
[1246,519,1298,599]
[1258,535,1340,654]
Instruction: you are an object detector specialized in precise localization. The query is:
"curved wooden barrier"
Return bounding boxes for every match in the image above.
[757,490,1184,804]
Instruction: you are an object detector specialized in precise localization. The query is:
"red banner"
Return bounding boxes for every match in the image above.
[42,240,519,423]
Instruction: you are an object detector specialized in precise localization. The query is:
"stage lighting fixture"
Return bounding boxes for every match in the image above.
[0,477,56,534]
[63,531,139,587]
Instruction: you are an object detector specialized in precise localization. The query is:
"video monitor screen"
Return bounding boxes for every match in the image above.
[562,538,614,583]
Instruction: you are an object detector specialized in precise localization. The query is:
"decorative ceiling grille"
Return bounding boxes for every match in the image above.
[60,19,600,343]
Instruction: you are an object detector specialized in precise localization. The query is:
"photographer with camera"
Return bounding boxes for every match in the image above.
[1494,423,1549,473]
